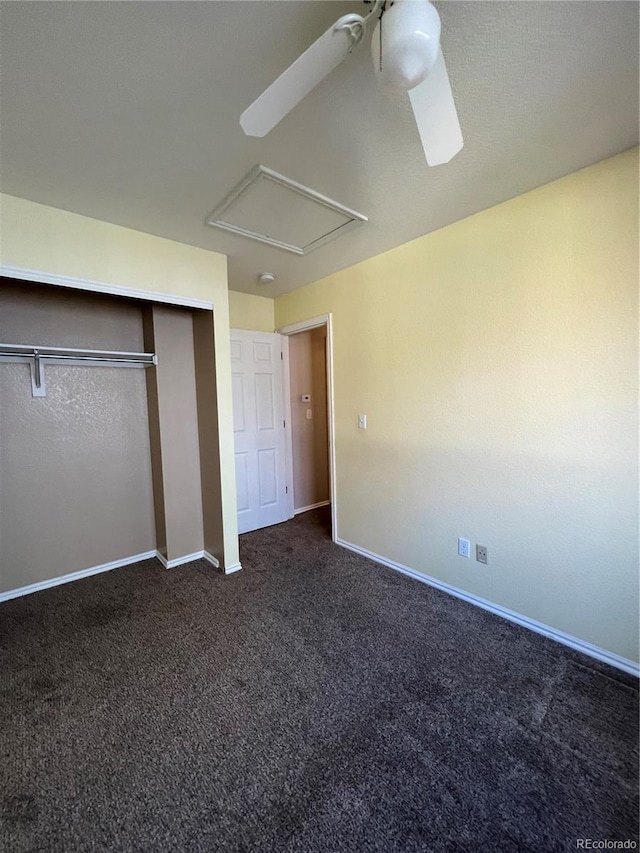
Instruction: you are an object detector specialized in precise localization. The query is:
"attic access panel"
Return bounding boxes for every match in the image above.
[206,166,367,255]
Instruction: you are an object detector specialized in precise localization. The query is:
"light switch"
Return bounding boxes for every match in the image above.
[358,413,367,429]
[306,409,312,420]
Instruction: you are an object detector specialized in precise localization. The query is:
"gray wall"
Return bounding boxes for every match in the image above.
[0,280,156,592]
[193,310,225,564]
[143,304,204,562]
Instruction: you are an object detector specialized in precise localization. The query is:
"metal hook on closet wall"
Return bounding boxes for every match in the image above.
[33,349,42,388]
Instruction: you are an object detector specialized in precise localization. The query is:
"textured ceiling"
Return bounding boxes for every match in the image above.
[0,1,638,297]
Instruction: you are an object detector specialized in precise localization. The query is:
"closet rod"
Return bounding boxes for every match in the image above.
[0,343,157,366]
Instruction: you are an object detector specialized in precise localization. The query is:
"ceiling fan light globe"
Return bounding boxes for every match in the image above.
[384,35,439,90]
[373,0,441,91]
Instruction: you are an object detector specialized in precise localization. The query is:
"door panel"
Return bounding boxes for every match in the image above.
[232,373,246,432]
[231,330,291,534]
[258,448,278,506]
[235,452,250,512]
[255,373,275,430]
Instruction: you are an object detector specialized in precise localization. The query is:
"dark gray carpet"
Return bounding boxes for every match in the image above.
[1,508,638,852]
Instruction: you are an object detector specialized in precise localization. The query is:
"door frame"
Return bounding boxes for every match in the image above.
[278,314,337,543]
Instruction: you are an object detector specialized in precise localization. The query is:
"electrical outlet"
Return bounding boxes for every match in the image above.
[476,545,488,564]
[458,538,470,559]
[358,413,367,429]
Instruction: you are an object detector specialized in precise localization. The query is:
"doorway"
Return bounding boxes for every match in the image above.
[280,315,336,542]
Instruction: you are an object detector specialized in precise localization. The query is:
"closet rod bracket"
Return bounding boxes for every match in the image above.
[31,349,46,397]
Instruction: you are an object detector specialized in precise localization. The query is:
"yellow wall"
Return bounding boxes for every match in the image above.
[276,148,639,663]
[0,193,240,570]
[229,290,275,332]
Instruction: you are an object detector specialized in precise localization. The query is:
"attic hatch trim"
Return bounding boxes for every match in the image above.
[205,165,368,255]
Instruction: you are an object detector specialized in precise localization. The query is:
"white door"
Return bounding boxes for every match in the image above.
[231,330,292,534]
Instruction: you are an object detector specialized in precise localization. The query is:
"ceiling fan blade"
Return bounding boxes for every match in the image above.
[240,14,364,138]
[408,50,463,167]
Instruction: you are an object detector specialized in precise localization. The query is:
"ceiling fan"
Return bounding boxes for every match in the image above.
[240,0,463,167]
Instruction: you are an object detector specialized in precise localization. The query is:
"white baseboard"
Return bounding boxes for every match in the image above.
[336,538,639,678]
[156,549,220,570]
[224,562,242,575]
[0,550,157,602]
[204,551,220,569]
[294,500,331,515]
[0,548,232,602]
[157,550,203,569]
